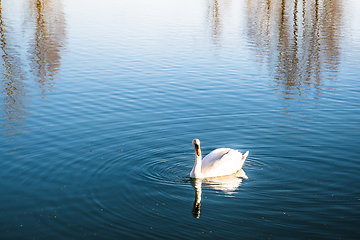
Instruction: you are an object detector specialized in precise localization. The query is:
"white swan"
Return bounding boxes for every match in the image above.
[190,139,249,178]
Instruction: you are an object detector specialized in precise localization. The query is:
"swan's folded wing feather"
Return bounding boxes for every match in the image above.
[201,148,231,170]
[202,149,243,177]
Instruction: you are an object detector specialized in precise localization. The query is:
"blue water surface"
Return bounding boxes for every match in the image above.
[1,0,359,239]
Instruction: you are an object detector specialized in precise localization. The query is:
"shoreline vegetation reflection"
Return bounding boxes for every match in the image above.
[245,0,343,101]
[0,2,29,135]
[0,0,345,134]
[207,0,222,48]
[0,0,66,135]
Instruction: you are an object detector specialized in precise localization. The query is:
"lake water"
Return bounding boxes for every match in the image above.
[1,0,360,239]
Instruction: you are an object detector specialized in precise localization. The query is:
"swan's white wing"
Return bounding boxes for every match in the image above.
[201,148,244,178]
[201,148,232,170]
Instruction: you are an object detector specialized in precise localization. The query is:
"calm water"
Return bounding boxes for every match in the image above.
[1,0,360,239]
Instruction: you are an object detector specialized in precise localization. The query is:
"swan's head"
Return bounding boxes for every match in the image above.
[192,139,201,156]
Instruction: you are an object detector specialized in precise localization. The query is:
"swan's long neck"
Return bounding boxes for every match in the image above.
[191,152,202,178]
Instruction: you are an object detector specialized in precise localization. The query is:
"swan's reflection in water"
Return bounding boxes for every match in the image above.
[191,169,248,218]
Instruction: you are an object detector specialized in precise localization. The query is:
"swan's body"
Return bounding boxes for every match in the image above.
[190,139,249,178]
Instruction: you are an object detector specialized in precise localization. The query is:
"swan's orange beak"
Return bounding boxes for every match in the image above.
[195,146,201,156]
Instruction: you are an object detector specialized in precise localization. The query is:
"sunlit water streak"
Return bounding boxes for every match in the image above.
[0,0,360,239]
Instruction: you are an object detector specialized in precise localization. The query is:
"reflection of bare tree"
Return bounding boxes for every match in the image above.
[246,0,343,100]
[28,0,66,93]
[207,0,222,46]
[0,0,66,135]
[0,2,29,135]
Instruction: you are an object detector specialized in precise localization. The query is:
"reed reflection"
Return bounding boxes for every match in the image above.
[0,0,66,134]
[191,169,247,218]
[246,0,343,100]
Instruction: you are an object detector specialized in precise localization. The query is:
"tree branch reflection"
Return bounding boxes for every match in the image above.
[0,0,66,135]
[0,2,29,135]
[207,0,222,48]
[246,0,343,101]
[29,0,66,93]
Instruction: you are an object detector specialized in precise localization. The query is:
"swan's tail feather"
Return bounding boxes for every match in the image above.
[238,151,249,169]
[242,151,249,161]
